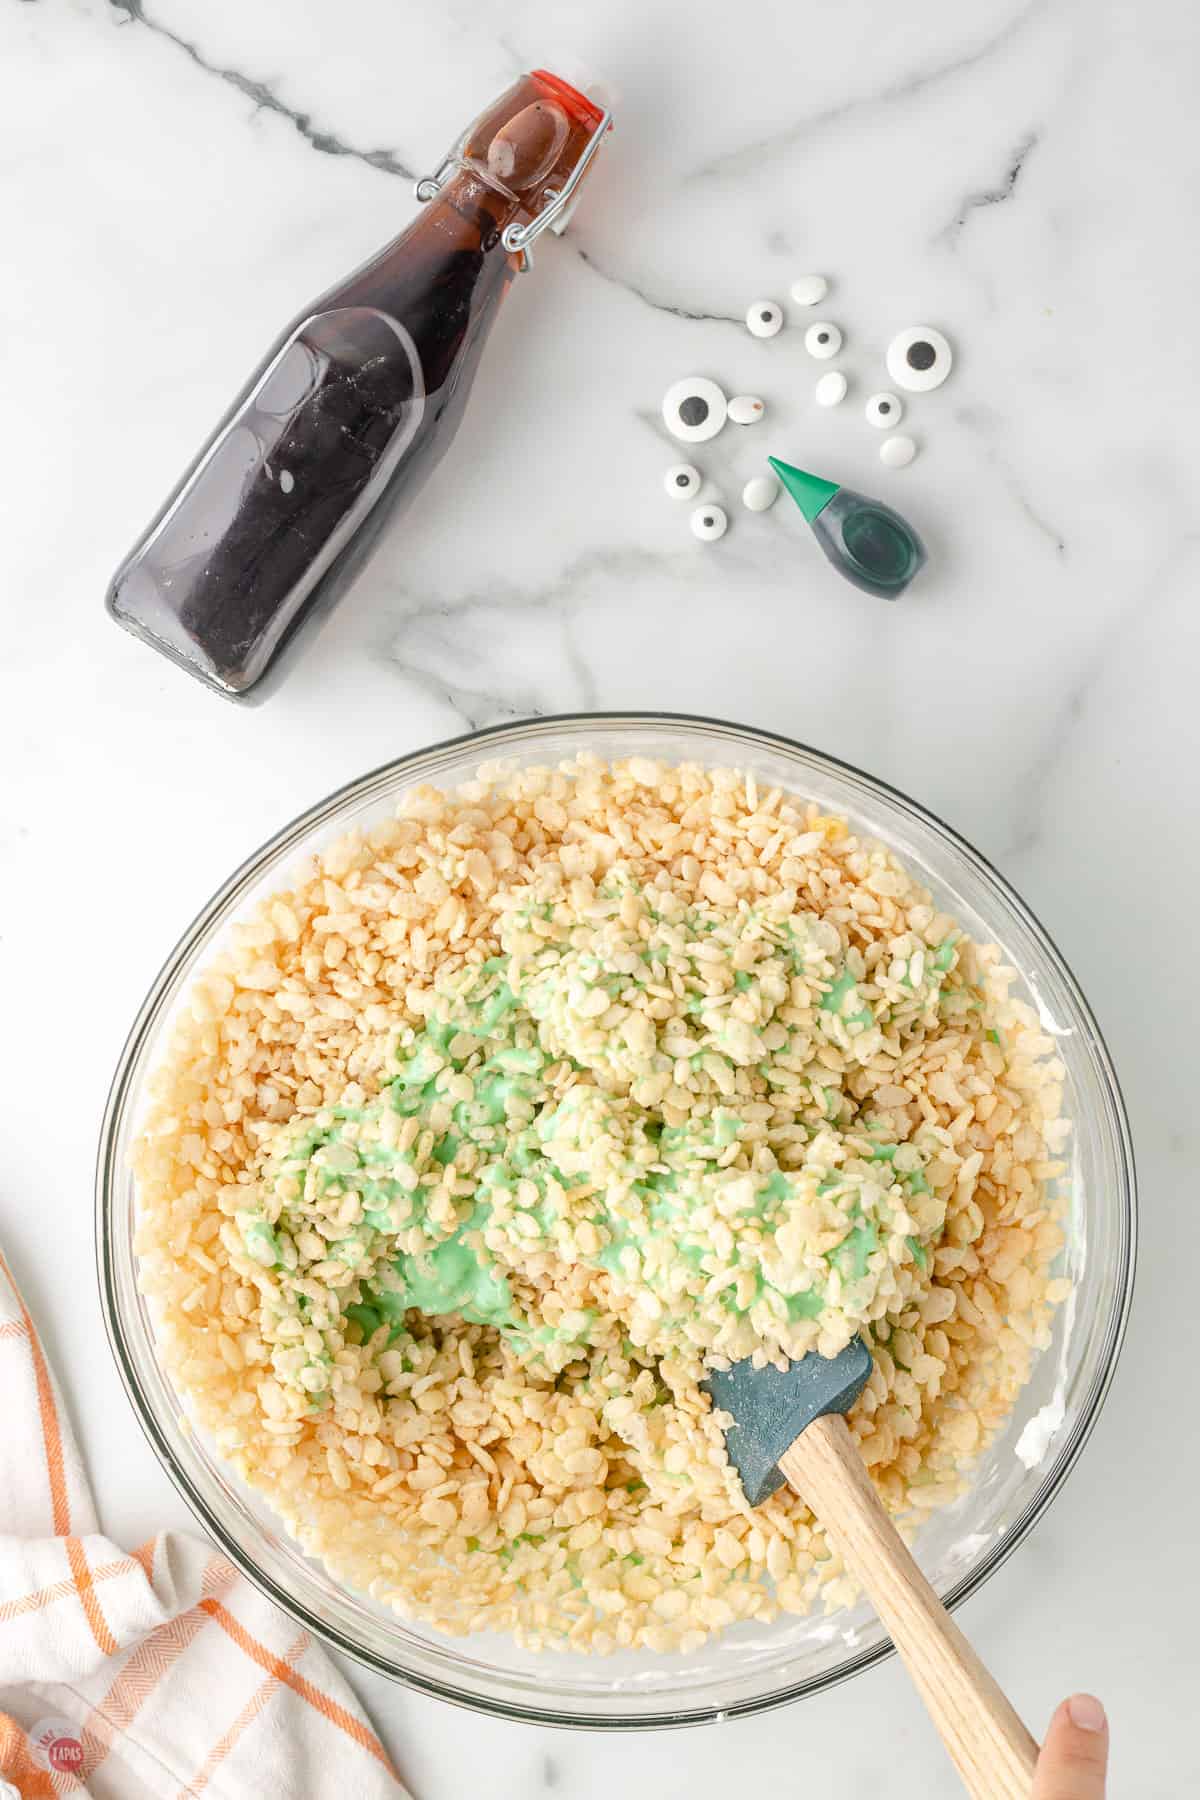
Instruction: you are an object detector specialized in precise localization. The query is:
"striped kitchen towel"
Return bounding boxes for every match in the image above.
[0,1251,410,1799]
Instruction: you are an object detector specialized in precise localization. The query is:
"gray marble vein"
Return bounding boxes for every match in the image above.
[955,408,1068,555]
[1002,533,1200,860]
[686,0,1047,181]
[573,246,742,326]
[937,130,1040,244]
[1004,467,1067,557]
[371,546,672,726]
[379,544,681,632]
[108,0,415,177]
[376,627,591,732]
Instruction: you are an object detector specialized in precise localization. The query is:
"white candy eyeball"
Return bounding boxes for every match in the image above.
[815,370,847,407]
[728,395,765,425]
[879,434,918,469]
[790,274,828,307]
[691,503,728,542]
[865,391,904,430]
[804,321,842,359]
[746,301,783,338]
[662,376,728,443]
[664,463,701,499]
[742,475,779,512]
[886,326,953,392]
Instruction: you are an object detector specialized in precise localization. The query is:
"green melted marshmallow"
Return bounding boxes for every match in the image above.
[235,871,968,1404]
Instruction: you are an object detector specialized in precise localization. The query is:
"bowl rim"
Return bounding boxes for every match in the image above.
[95,710,1137,1729]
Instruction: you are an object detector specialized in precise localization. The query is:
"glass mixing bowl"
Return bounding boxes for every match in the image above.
[96,714,1136,1728]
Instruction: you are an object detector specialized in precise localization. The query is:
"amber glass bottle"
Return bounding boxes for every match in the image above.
[107,71,607,700]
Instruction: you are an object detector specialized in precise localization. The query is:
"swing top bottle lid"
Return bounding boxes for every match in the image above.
[417,70,611,268]
[530,70,606,127]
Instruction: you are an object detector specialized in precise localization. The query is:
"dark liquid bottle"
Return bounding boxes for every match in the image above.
[107,71,607,701]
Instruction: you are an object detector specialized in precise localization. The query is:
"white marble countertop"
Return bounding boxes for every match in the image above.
[2,0,1197,1792]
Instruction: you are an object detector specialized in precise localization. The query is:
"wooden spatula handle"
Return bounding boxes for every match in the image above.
[780,1414,1038,1799]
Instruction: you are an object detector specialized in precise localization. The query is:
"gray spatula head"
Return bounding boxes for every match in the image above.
[703,1337,873,1505]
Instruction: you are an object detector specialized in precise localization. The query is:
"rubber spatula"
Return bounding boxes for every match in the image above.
[704,1340,1038,1798]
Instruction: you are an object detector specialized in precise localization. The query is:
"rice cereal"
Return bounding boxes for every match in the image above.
[132,757,1070,1654]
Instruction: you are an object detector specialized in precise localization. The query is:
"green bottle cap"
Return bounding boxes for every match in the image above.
[767,458,840,522]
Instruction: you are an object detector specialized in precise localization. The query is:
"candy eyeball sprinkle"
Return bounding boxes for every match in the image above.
[865,391,904,429]
[742,474,779,512]
[662,376,728,443]
[886,326,953,392]
[815,370,847,408]
[879,434,918,469]
[664,463,701,499]
[790,274,828,307]
[746,301,783,338]
[804,321,842,359]
[691,503,728,541]
[728,395,765,425]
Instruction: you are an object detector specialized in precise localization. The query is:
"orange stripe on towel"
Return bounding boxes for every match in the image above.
[77,1553,232,1785]
[0,1712,58,1797]
[66,1536,118,1659]
[130,1537,157,1582]
[0,1555,136,1626]
[182,1626,310,1796]
[199,1599,395,1773]
[0,1250,71,1535]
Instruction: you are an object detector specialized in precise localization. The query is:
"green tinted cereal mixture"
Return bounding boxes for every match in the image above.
[134,759,1069,1653]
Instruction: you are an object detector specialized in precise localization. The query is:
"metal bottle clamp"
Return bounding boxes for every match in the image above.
[413,106,612,271]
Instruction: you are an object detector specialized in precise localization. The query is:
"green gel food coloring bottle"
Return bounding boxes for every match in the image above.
[769,457,927,601]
